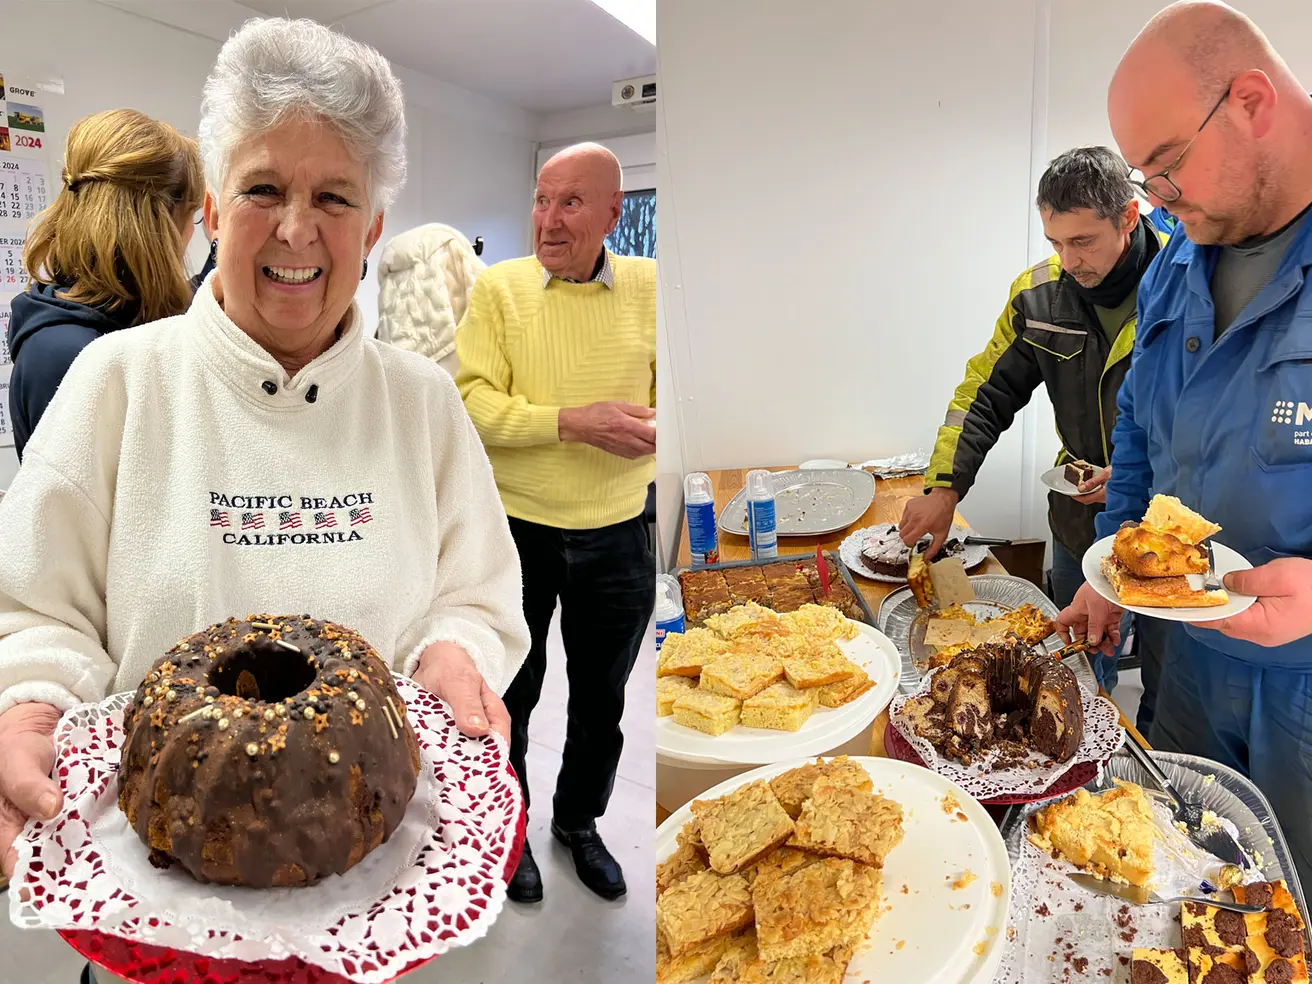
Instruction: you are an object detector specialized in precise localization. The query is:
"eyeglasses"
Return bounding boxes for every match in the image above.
[1128,85,1231,203]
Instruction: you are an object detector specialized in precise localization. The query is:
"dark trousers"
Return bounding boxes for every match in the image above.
[1134,613,1170,737]
[504,515,655,830]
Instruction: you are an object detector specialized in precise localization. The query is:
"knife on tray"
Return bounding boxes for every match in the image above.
[1066,874,1261,913]
[1119,735,1251,869]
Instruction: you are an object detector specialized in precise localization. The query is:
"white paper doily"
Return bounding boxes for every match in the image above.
[888,668,1123,800]
[9,675,523,984]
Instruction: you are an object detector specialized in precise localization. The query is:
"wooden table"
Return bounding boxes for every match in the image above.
[657,466,1147,825]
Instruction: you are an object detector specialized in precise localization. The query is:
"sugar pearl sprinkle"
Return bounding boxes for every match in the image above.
[264,709,276,721]
[218,718,230,730]
[328,751,340,764]
[355,699,366,711]
[245,742,259,757]
[143,696,154,707]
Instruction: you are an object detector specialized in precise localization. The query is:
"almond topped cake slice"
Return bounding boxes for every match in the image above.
[789,780,905,868]
[657,926,731,984]
[767,756,872,820]
[751,857,882,962]
[692,780,797,874]
[657,868,755,958]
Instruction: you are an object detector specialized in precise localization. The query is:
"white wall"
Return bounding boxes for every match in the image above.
[0,0,542,487]
[657,0,1039,544]
[657,0,1312,556]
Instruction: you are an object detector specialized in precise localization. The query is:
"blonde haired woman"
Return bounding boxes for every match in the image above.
[376,222,484,376]
[6,108,203,459]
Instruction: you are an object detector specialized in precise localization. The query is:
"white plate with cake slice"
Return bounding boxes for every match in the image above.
[655,756,1011,984]
[656,621,901,767]
[1082,535,1256,622]
[1040,465,1098,497]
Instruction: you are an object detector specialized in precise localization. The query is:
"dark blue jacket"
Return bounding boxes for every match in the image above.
[6,283,136,459]
[1097,210,1312,667]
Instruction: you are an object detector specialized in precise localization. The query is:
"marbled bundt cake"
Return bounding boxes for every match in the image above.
[117,614,422,888]
[901,641,1083,765]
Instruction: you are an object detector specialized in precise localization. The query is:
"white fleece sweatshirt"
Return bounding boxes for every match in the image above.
[0,279,530,716]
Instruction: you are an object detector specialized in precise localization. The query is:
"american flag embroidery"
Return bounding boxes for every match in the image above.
[314,511,337,529]
[241,511,265,531]
[349,506,373,526]
[279,511,302,530]
[210,509,230,528]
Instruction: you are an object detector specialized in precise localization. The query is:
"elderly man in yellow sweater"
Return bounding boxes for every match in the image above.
[455,143,656,904]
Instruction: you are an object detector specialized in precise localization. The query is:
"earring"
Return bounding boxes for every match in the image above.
[361,258,368,281]
[209,238,218,263]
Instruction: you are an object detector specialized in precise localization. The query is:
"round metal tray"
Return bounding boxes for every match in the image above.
[717,468,875,537]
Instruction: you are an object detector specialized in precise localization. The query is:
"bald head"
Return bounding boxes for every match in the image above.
[1108,1,1312,244]
[533,142,624,279]
[539,142,623,195]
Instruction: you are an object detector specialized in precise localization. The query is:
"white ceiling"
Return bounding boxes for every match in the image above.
[104,0,655,114]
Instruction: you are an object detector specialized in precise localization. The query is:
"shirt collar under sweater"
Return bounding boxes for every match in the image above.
[188,274,364,408]
[540,249,614,289]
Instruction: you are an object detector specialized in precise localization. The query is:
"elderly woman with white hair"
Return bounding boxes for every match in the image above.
[0,20,529,981]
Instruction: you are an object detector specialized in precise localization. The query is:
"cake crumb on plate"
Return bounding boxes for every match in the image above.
[951,870,977,890]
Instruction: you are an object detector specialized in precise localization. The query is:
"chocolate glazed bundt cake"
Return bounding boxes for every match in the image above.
[117,615,422,888]
[901,641,1084,766]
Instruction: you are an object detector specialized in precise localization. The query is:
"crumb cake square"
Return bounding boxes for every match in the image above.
[781,604,860,642]
[1236,881,1307,929]
[657,869,755,958]
[1187,951,1248,984]
[692,780,797,874]
[1182,901,1249,956]
[706,602,785,639]
[789,782,904,868]
[658,835,709,898]
[672,690,742,736]
[752,857,882,962]
[1130,948,1189,984]
[658,628,733,678]
[817,665,874,707]
[700,652,786,701]
[658,675,698,716]
[657,926,730,984]
[770,585,816,612]
[781,641,857,690]
[761,562,804,583]
[741,682,819,731]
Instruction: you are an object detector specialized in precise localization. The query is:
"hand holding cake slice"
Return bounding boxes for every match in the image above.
[1102,495,1228,608]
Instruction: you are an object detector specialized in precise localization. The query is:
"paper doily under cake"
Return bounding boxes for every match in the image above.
[888,667,1123,801]
[10,675,524,984]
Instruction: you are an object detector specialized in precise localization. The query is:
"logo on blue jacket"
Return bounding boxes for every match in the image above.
[1271,400,1312,426]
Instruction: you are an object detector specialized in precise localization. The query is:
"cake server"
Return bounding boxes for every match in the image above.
[1120,735,1251,868]
[1066,874,1262,913]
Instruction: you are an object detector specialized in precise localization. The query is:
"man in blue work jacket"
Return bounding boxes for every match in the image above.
[1059,0,1312,887]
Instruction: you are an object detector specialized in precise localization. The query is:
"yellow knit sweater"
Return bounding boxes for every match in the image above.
[455,253,656,530]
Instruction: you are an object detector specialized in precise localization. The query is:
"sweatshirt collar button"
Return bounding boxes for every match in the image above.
[262,380,278,395]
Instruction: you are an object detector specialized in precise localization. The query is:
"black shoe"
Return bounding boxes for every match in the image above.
[507,841,543,904]
[551,821,626,900]
[81,966,94,984]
